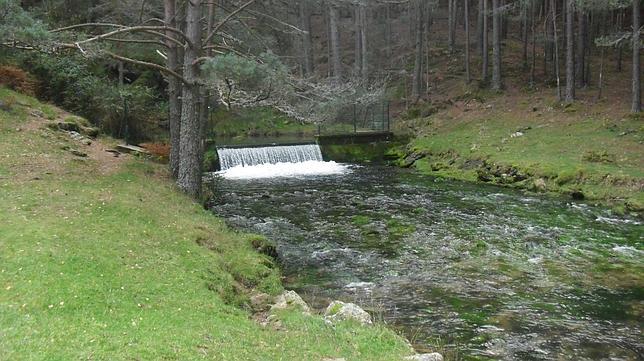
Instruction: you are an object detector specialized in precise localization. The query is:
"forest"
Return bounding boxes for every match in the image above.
[0,0,642,360]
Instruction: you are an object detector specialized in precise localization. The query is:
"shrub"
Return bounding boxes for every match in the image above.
[18,53,166,142]
[0,65,37,95]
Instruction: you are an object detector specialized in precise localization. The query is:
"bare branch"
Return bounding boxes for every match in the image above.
[204,0,256,45]
[104,51,190,85]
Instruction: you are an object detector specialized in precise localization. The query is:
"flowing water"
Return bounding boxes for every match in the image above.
[206,153,643,361]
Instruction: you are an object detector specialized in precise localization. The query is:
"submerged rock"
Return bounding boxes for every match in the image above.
[324,300,372,325]
[270,290,310,314]
[404,353,443,361]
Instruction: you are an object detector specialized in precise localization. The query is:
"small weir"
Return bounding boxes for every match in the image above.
[215,143,349,179]
[217,143,323,170]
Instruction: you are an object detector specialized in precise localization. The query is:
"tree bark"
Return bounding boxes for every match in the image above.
[564,0,574,103]
[576,8,586,87]
[164,0,181,179]
[551,0,561,100]
[632,0,641,113]
[482,0,489,84]
[299,0,314,76]
[329,4,342,80]
[521,1,528,69]
[360,5,368,81]
[177,0,202,198]
[448,0,456,53]
[465,0,471,83]
[412,0,424,100]
[477,0,484,56]
[354,5,362,76]
[491,0,502,90]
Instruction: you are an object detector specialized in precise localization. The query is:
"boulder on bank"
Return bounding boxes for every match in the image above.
[324,300,372,325]
[404,353,444,361]
[270,290,310,314]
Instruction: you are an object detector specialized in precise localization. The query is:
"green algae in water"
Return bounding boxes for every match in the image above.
[208,165,644,360]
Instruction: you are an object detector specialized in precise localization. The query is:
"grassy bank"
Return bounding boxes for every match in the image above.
[398,88,644,215]
[0,88,413,360]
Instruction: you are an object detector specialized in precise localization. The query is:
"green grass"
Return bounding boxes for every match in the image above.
[0,88,413,360]
[406,98,644,212]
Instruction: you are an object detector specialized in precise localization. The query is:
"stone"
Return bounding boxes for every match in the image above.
[270,290,310,314]
[404,353,443,361]
[324,300,372,325]
[533,178,547,192]
[250,292,272,312]
[70,149,87,157]
[30,110,45,118]
[80,126,99,138]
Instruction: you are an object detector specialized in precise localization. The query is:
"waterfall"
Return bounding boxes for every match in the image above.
[215,144,349,179]
[217,144,324,170]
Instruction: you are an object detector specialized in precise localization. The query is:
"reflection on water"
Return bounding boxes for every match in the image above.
[206,165,643,360]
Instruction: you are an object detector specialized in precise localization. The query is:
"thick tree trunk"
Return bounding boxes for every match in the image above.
[632,0,641,113]
[564,0,574,103]
[491,0,502,90]
[412,0,424,100]
[465,0,471,83]
[177,0,202,198]
[299,0,314,76]
[164,0,181,179]
[329,5,342,80]
[482,0,489,84]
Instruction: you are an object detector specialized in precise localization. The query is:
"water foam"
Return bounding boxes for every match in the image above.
[218,160,350,179]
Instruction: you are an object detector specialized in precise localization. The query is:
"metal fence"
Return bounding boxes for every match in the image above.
[317,101,391,135]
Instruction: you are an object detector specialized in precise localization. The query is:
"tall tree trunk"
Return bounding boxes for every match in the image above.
[530,0,536,86]
[354,5,362,76]
[482,0,489,84]
[576,8,586,87]
[300,0,314,75]
[412,0,424,100]
[477,0,484,56]
[164,0,181,179]
[385,4,392,63]
[544,0,552,78]
[491,0,502,90]
[448,0,455,53]
[632,0,641,113]
[360,4,368,81]
[465,0,471,83]
[521,1,528,69]
[551,0,561,100]
[564,0,574,103]
[329,4,342,80]
[177,0,202,198]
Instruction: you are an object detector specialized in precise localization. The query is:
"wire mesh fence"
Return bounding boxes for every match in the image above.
[317,101,391,135]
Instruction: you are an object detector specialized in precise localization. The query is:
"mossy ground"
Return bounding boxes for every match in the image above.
[400,88,644,214]
[0,88,412,360]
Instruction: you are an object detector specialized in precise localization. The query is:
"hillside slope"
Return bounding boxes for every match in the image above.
[0,88,413,360]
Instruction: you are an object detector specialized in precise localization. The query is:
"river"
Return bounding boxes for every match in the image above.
[206,160,642,361]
